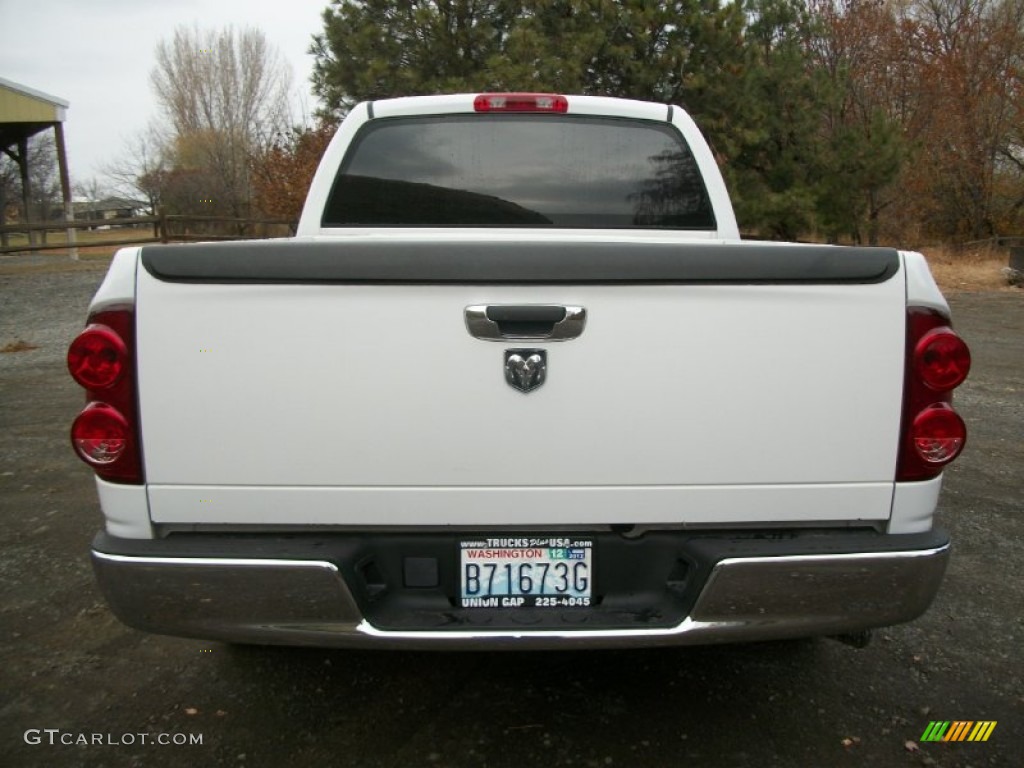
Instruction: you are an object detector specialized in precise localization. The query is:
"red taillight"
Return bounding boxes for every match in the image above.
[72,402,129,465]
[473,93,568,113]
[67,307,142,483]
[67,324,128,389]
[897,308,970,481]
[914,327,971,390]
[911,404,966,465]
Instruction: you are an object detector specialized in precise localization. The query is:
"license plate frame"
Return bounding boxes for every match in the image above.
[459,537,593,608]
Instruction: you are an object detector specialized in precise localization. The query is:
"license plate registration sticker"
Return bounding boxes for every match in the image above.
[459,538,593,608]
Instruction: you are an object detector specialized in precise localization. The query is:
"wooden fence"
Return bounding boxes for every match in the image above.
[0,212,297,256]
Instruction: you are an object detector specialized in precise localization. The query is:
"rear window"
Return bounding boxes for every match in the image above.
[322,115,715,229]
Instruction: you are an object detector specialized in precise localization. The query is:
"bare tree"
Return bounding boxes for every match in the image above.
[1,133,61,245]
[74,177,108,203]
[103,126,170,216]
[0,152,18,247]
[900,0,1024,237]
[150,25,293,218]
[26,134,61,221]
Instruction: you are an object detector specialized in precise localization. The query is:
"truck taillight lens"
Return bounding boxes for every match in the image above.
[72,403,129,465]
[474,93,568,113]
[897,308,970,481]
[911,404,966,464]
[67,307,143,484]
[915,327,971,390]
[67,324,128,389]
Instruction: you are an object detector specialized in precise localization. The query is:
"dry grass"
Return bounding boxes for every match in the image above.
[919,245,1019,293]
[0,340,40,354]
[1,227,155,260]
[3,226,151,247]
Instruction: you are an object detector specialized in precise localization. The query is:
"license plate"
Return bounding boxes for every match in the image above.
[459,538,593,608]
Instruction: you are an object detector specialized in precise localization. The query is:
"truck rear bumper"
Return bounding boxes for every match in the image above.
[90,529,950,649]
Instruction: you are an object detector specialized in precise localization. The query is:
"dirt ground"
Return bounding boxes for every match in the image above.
[0,255,1021,768]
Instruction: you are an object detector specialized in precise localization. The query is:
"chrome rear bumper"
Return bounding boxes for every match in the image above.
[91,537,950,649]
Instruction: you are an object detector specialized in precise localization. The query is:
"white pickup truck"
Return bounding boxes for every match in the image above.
[69,93,971,649]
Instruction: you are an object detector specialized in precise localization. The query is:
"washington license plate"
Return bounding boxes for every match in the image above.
[459,538,593,608]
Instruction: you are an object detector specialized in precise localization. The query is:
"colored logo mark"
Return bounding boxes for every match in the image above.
[920,721,997,742]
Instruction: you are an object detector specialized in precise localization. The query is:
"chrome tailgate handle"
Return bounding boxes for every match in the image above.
[465,305,586,341]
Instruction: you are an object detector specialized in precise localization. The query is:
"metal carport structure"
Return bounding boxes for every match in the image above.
[0,77,75,255]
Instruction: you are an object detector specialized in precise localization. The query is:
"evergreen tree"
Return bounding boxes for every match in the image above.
[311,0,748,114]
[307,0,959,240]
[311,0,518,113]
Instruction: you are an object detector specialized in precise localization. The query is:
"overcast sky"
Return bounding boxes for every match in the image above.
[0,0,328,188]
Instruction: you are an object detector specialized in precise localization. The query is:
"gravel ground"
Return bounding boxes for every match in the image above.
[0,254,1021,768]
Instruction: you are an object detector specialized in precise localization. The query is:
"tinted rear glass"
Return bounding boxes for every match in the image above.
[322,115,715,229]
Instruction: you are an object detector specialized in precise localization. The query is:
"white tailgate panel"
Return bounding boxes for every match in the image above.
[137,268,905,525]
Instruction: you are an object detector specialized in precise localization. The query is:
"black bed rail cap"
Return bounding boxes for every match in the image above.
[140,239,900,285]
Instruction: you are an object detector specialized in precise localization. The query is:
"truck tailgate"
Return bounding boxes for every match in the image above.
[135,240,905,528]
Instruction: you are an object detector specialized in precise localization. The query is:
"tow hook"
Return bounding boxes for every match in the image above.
[830,630,873,649]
